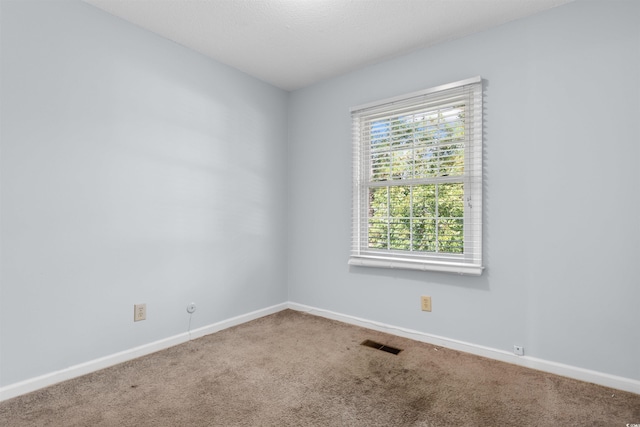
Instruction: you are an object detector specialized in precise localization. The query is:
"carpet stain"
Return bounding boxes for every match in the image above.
[1,310,638,427]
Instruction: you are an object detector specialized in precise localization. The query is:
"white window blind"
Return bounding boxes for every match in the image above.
[350,77,483,275]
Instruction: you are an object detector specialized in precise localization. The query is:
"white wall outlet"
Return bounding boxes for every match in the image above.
[513,345,524,356]
[134,304,146,322]
[186,302,196,314]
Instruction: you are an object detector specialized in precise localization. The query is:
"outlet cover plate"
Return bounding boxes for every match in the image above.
[134,304,146,322]
[421,296,432,312]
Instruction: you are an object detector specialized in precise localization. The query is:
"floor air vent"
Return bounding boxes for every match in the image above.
[361,339,403,355]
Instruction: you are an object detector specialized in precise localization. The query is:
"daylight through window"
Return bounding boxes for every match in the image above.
[350,77,483,275]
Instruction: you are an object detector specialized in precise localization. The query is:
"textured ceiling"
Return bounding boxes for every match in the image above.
[83,0,573,91]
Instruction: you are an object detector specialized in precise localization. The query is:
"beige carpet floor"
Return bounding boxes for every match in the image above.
[0,309,638,426]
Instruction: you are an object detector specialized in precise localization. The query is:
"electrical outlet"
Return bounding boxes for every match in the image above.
[420,296,432,312]
[513,345,524,356]
[186,302,196,314]
[134,304,146,322]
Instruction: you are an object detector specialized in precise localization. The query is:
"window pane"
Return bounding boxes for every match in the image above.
[368,218,388,249]
[371,152,390,181]
[438,143,465,176]
[391,149,413,180]
[370,121,390,149]
[390,115,414,147]
[368,187,388,249]
[438,183,464,254]
[388,186,411,250]
[369,187,388,217]
[412,184,436,218]
[412,105,466,178]
[412,185,437,252]
[389,218,411,250]
[438,183,464,218]
[389,186,410,217]
[438,218,464,253]
[413,219,436,252]
[414,146,439,178]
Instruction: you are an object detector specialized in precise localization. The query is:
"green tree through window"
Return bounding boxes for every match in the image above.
[367,106,466,254]
[350,77,483,275]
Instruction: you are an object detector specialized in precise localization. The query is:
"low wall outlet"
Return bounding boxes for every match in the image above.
[513,345,524,356]
[134,304,146,322]
[420,296,432,312]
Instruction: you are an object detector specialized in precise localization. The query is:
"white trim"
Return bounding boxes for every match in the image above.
[287,302,640,395]
[348,255,484,275]
[2,301,637,402]
[187,303,286,340]
[0,303,287,402]
[0,333,190,403]
[350,76,482,113]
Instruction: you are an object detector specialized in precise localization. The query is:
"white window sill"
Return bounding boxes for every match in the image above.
[348,256,484,276]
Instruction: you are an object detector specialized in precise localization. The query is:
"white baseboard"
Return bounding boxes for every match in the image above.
[287,302,640,395]
[2,301,637,402]
[187,302,287,340]
[0,302,288,402]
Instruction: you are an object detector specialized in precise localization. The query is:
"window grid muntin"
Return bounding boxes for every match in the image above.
[365,182,465,255]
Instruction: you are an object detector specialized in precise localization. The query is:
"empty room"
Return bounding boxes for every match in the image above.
[1,0,639,425]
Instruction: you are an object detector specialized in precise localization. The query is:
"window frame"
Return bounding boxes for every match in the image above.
[349,76,484,275]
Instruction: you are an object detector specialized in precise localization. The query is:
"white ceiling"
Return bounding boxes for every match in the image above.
[83,0,573,91]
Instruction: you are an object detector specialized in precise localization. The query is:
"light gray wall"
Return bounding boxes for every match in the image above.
[1,0,288,386]
[287,0,640,380]
[2,0,638,391]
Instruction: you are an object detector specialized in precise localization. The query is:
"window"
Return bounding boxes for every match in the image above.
[350,77,483,275]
